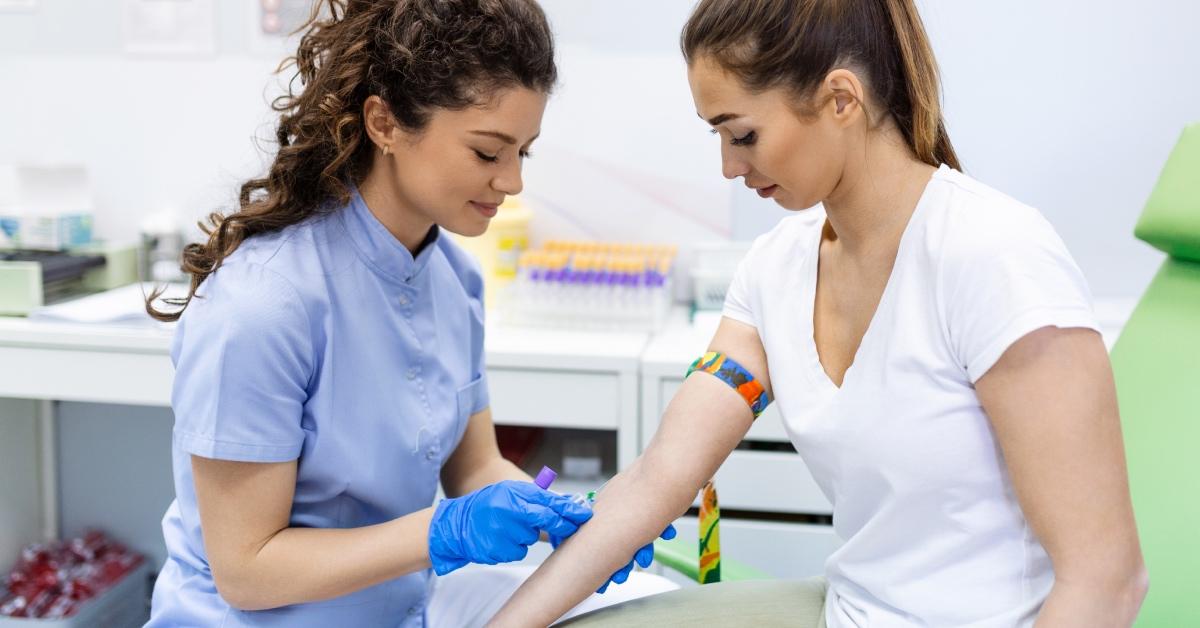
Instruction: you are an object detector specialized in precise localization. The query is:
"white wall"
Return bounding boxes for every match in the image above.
[3,0,1198,298]
[921,1,1199,298]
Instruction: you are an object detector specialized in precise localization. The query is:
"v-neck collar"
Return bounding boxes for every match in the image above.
[800,164,948,392]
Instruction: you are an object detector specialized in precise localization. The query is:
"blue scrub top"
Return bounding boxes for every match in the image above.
[148,187,490,627]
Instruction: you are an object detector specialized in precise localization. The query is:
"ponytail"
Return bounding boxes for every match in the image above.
[881,0,960,170]
[683,0,961,171]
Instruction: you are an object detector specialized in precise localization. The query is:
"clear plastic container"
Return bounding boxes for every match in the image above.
[502,242,677,332]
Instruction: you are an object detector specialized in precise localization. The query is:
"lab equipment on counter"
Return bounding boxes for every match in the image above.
[0,166,93,251]
[138,210,187,284]
[502,240,678,332]
[690,241,752,311]
[0,244,140,317]
[0,529,147,622]
[1,249,103,316]
[0,165,140,316]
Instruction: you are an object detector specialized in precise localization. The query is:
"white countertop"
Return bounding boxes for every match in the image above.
[0,313,652,407]
[484,323,649,371]
[0,315,650,369]
[0,292,1138,407]
[0,317,174,353]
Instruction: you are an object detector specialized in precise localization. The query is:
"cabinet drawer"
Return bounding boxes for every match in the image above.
[659,378,790,442]
[668,516,841,581]
[488,369,620,429]
[699,450,832,515]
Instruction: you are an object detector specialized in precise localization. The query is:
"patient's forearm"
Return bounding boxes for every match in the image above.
[488,376,753,627]
[493,461,690,626]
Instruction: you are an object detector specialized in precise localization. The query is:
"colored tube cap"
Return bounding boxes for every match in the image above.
[534,466,558,490]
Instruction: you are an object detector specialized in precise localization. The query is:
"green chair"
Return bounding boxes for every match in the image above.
[1110,122,1200,626]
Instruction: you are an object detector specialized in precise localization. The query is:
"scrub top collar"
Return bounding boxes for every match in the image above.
[341,185,441,286]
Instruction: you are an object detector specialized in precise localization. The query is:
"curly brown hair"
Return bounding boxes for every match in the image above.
[147,0,556,321]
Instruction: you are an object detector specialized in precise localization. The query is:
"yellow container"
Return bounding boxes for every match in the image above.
[450,196,532,310]
[492,197,532,279]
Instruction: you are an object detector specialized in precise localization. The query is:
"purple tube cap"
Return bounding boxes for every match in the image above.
[534,465,558,489]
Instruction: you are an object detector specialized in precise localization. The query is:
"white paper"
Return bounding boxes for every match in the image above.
[30,282,187,327]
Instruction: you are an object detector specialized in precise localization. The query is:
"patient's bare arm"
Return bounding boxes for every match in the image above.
[488,318,769,627]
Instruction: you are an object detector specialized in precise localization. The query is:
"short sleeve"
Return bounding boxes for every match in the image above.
[170,262,314,462]
[941,209,1100,383]
[721,244,759,328]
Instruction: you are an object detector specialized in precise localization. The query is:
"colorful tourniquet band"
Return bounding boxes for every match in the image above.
[686,351,770,419]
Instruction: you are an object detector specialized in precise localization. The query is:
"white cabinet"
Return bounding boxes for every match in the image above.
[707,450,831,515]
[0,320,173,406]
[0,306,857,586]
[489,370,620,430]
[484,324,647,468]
[0,317,650,572]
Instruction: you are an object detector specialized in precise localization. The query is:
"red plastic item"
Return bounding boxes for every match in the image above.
[0,530,144,619]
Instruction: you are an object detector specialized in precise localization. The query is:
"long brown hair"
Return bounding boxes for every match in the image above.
[147,0,556,321]
[681,0,960,171]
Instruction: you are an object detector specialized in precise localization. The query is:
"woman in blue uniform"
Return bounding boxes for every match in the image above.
[144,1,671,625]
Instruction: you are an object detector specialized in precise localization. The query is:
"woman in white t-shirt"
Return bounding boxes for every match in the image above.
[490,0,1148,626]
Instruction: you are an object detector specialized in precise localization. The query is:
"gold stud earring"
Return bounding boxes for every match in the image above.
[381,144,390,156]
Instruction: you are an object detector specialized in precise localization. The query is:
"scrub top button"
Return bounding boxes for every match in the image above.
[425,449,436,461]
[398,295,410,306]
[407,606,418,616]
[406,367,419,380]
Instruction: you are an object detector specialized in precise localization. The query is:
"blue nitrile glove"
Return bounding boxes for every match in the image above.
[429,480,593,576]
[551,519,677,594]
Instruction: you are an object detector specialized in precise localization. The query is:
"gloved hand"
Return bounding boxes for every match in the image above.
[552,520,677,593]
[428,480,593,576]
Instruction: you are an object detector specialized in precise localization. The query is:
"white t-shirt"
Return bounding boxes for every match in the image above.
[723,165,1099,627]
